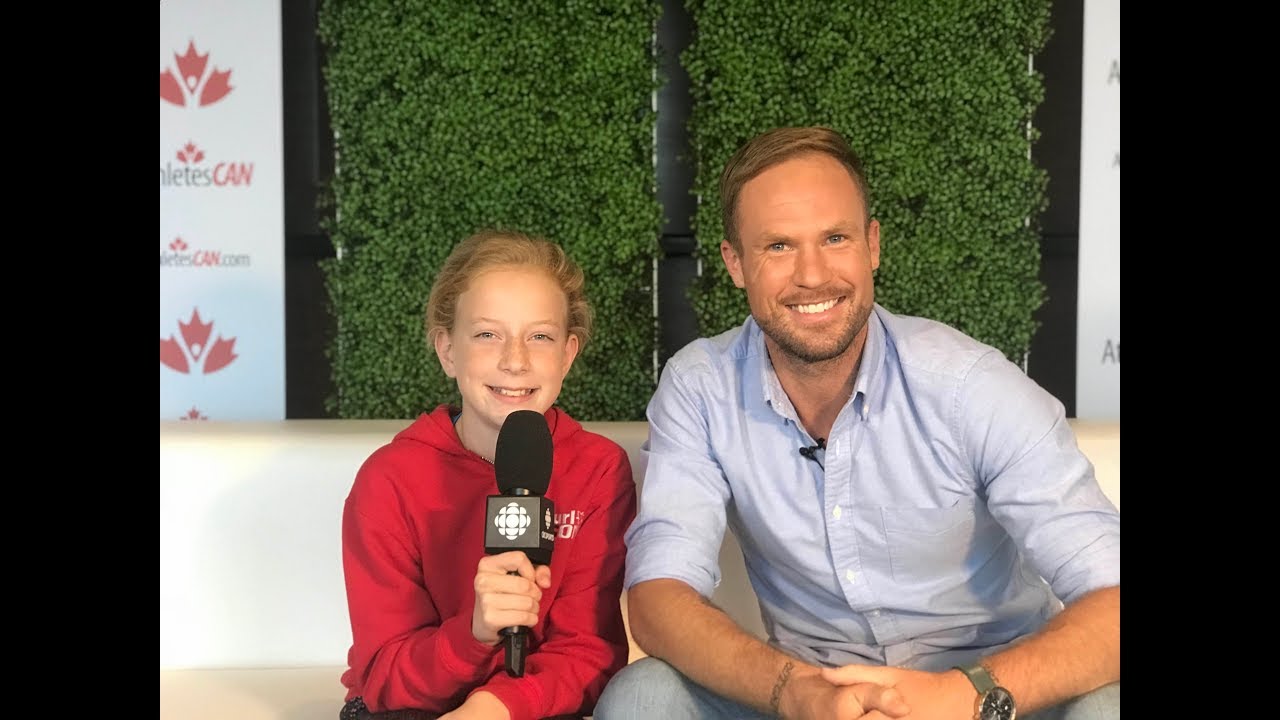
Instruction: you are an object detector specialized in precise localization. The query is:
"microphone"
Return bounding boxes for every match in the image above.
[798,437,825,468]
[484,409,555,677]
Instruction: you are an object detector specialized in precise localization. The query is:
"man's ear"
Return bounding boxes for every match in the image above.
[867,219,881,271]
[720,240,746,289]
[432,329,458,378]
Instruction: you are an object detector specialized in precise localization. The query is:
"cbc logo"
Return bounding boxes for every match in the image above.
[495,502,531,540]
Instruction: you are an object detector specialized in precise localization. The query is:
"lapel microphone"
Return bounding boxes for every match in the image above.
[798,437,826,469]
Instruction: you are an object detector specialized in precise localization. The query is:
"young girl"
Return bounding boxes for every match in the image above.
[339,229,637,720]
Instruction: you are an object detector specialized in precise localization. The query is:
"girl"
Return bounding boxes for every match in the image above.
[340,229,636,720]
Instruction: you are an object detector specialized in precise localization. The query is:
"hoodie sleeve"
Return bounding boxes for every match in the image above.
[341,468,500,713]
[475,446,637,720]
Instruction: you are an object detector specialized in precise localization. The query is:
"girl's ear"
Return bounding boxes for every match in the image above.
[432,328,458,378]
[561,333,580,377]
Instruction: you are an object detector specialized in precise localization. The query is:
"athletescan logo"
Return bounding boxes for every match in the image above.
[160,308,239,375]
[161,237,251,269]
[495,502,531,540]
[160,40,234,108]
[160,142,255,188]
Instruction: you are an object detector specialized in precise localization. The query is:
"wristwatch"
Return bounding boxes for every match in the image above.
[953,663,1016,720]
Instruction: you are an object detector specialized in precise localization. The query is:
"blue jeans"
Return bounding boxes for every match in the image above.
[595,658,1119,720]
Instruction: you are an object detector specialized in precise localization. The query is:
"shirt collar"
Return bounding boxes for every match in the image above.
[852,305,888,421]
[751,304,887,424]
[752,320,796,421]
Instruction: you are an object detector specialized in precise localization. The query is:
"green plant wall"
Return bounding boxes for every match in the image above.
[318,1,663,419]
[318,0,1053,420]
[685,0,1052,362]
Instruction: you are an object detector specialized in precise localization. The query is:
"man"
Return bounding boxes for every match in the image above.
[596,127,1119,720]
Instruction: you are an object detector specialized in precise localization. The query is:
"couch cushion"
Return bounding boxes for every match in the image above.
[160,666,346,720]
[160,418,1117,672]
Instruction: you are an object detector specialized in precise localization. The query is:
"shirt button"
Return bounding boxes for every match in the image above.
[832,505,842,519]
[867,609,880,617]
[845,569,858,583]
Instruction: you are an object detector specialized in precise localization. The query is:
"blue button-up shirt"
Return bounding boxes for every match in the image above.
[624,305,1120,671]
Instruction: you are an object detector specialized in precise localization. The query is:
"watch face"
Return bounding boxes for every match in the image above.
[980,687,1016,720]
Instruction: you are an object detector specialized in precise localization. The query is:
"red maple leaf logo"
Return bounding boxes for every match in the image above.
[160,70,184,106]
[179,309,213,360]
[161,308,239,374]
[176,142,205,164]
[160,336,189,373]
[169,237,188,251]
[203,336,238,374]
[160,41,234,107]
[175,41,209,91]
[200,69,234,107]
[179,407,209,421]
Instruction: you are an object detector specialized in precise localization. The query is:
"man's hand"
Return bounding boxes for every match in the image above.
[470,551,552,645]
[822,664,971,720]
[778,668,910,720]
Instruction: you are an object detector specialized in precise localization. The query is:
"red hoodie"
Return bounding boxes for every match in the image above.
[340,405,636,719]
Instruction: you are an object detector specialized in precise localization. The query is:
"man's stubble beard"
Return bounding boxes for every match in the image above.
[753,295,874,365]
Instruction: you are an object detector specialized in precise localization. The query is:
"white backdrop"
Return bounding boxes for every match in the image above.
[160,1,285,421]
[1075,0,1120,419]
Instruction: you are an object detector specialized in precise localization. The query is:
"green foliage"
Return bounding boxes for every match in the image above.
[317,0,663,419]
[685,0,1052,361]
[317,0,1053,419]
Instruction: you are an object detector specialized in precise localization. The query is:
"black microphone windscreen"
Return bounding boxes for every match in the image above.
[494,410,553,496]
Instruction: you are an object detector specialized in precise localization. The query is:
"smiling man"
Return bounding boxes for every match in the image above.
[595,127,1120,720]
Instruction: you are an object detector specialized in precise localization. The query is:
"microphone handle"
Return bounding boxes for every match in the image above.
[500,569,528,676]
[501,624,528,677]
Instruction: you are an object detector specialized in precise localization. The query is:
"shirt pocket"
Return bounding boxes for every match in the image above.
[879,500,980,586]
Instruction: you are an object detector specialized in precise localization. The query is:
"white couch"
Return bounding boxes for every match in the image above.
[160,419,1119,720]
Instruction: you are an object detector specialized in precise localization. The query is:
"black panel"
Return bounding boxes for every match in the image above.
[655,0,700,368]
[1028,0,1084,416]
[283,0,336,418]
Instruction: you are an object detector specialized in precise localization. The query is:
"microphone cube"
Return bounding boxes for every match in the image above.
[485,495,555,566]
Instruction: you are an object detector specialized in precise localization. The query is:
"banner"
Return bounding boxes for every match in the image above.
[1075,0,1120,419]
[160,1,285,421]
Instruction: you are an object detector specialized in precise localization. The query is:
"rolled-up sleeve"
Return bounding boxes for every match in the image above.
[959,351,1121,605]
[624,362,731,599]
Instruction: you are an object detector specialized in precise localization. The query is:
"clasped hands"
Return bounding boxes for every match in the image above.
[783,663,973,720]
